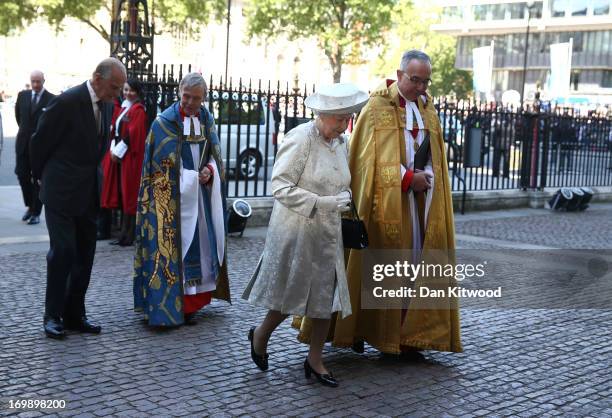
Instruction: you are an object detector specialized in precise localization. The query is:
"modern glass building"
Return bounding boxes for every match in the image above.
[432,0,612,104]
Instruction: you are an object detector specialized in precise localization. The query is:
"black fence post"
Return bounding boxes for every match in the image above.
[539,113,549,190]
[520,112,535,190]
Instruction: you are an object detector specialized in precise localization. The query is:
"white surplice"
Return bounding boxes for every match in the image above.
[400,95,434,257]
[179,141,225,295]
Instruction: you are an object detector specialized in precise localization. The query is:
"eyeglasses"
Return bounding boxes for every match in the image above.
[401,72,432,87]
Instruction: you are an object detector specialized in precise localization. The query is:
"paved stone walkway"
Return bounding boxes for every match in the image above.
[1,205,611,417]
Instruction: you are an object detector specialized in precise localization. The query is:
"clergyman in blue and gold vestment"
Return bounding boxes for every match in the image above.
[133,72,230,327]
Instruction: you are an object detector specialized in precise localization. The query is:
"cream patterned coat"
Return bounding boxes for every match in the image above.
[242,121,352,319]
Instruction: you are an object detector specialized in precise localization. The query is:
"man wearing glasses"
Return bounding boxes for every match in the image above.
[322,50,462,359]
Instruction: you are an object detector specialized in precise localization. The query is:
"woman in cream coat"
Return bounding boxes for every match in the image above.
[243,83,368,387]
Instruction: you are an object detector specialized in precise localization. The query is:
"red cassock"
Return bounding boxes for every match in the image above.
[101,101,148,215]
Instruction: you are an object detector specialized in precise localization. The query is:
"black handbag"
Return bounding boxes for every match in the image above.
[342,200,368,249]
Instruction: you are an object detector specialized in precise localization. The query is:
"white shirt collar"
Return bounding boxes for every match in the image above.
[86,80,100,105]
[31,87,45,97]
[397,88,427,107]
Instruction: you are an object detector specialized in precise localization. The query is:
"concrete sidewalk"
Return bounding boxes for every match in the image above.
[3,183,610,248]
[0,185,267,255]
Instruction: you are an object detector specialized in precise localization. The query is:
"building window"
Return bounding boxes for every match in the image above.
[473,5,487,20]
[442,6,463,22]
[593,0,610,15]
[491,4,505,20]
[571,32,583,52]
[551,0,568,17]
[529,2,544,18]
[602,31,611,52]
[570,0,588,16]
[603,71,612,88]
[571,71,580,91]
[471,2,542,20]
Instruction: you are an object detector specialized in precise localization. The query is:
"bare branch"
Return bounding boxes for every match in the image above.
[80,17,110,43]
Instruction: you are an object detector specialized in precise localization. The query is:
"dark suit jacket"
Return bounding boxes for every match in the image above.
[30,82,113,216]
[15,89,55,157]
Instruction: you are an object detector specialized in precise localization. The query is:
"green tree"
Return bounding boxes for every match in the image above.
[374,1,472,99]
[0,0,225,44]
[245,0,396,82]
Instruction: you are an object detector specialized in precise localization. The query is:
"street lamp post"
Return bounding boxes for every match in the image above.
[520,1,537,105]
[224,0,232,83]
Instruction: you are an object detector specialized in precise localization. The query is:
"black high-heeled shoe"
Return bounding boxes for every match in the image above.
[304,359,338,387]
[248,327,269,371]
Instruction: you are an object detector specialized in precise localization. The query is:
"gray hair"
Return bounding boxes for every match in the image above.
[30,70,45,80]
[400,50,431,71]
[179,72,207,94]
[94,57,126,79]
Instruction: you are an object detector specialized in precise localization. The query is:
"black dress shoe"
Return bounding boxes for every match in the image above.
[22,210,32,222]
[27,215,40,225]
[382,350,426,362]
[352,340,365,354]
[304,359,338,387]
[184,312,197,326]
[64,317,101,334]
[248,326,269,371]
[96,232,110,240]
[399,350,426,362]
[43,317,66,340]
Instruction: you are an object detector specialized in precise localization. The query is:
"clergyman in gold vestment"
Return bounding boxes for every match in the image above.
[295,50,462,356]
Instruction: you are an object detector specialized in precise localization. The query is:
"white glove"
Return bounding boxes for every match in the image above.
[336,190,352,212]
[317,191,351,213]
[111,140,128,159]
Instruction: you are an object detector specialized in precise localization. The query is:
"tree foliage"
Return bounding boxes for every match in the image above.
[0,0,226,44]
[245,0,395,83]
[374,0,472,99]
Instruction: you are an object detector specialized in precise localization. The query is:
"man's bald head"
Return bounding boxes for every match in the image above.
[30,70,45,93]
[91,57,127,102]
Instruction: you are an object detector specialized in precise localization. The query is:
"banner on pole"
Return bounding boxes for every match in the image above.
[549,40,573,99]
[472,43,494,93]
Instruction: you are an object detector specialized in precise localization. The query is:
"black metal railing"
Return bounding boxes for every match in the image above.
[138,64,314,198]
[436,99,612,196]
[135,64,612,198]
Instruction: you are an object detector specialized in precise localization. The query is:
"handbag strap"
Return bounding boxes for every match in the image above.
[343,137,361,222]
[350,199,361,221]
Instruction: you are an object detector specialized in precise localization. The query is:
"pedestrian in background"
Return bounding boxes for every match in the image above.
[100,78,148,246]
[14,70,55,225]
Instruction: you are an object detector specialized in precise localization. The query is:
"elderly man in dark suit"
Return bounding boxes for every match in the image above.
[31,57,127,339]
[15,70,55,225]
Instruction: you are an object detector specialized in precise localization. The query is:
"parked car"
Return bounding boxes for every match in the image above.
[210,92,280,179]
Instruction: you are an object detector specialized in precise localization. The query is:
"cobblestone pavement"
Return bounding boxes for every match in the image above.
[455,203,612,249]
[1,206,611,417]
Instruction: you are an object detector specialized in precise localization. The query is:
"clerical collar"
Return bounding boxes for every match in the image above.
[397,89,419,109]
[179,105,204,140]
[179,105,200,119]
